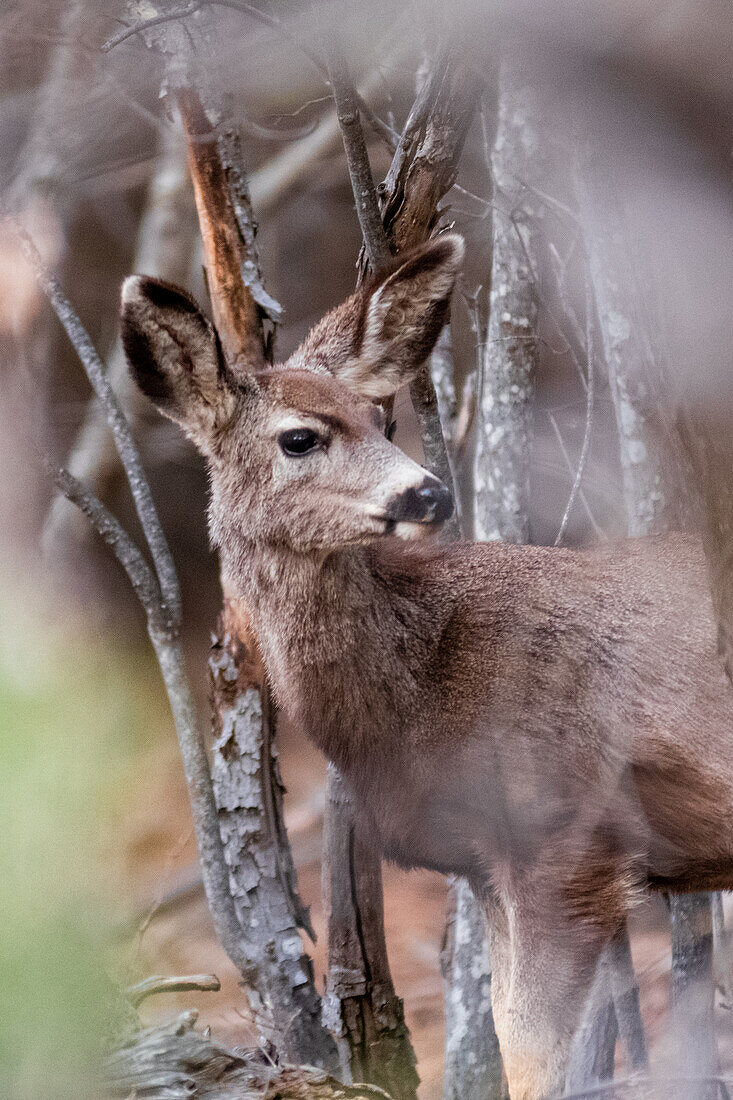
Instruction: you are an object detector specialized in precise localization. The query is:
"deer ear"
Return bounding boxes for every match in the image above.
[120,276,237,445]
[341,234,465,399]
[286,234,464,399]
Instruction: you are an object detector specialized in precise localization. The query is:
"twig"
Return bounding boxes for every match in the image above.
[547,413,607,541]
[103,0,400,150]
[10,219,181,626]
[103,1,205,49]
[248,45,407,218]
[126,973,221,1007]
[326,37,391,273]
[555,272,597,545]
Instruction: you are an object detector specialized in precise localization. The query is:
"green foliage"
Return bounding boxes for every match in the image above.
[0,595,161,1098]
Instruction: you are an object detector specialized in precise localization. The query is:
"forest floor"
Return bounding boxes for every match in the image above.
[113,720,733,1099]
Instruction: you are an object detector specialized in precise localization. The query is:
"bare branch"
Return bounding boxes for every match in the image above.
[249,53,406,219]
[177,88,270,370]
[11,220,182,626]
[126,973,221,1008]
[45,460,258,983]
[43,125,197,550]
[547,414,607,542]
[327,39,391,273]
[103,1,400,150]
[47,462,170,636]
[103,1,205,50]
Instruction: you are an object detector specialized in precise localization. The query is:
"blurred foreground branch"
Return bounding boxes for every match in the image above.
[577,143,715,1095]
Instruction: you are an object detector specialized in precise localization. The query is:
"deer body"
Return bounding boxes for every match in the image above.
[230,532,733,891]
[121,235,733,1100]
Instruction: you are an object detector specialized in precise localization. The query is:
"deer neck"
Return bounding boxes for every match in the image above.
[221,540,434,769]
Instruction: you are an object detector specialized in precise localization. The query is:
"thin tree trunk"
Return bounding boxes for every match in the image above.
[566,953,619,1092]
[323,43,478,1095]
[210,632,336,1068]
[441,877,505,1100]
[473,59,539,548]
[176,85,337,1070]
[322,768,419,1097]
[450,56,547,1100]
[578,143,714,1095]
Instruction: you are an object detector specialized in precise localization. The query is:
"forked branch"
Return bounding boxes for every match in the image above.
[17,231,256,983]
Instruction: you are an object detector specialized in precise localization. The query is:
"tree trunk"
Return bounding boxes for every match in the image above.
[578,143,714,1095]
[210,626,337,1069]
[473,58,539,548]
[441,877,505,1100]
[324,46,479,1093]
[322,768,419,1098]
[446,55,548,1100]
[178,85,338,1069]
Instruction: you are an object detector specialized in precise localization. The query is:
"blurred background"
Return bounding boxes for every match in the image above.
[0,0,730,1095]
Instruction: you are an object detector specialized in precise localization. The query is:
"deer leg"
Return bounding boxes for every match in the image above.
[485,891,614,1100]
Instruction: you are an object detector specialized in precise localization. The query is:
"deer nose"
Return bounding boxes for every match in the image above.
[389,477,454,525]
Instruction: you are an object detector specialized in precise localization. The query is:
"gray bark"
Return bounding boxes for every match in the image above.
[576,145,668,540]
[105,1010,393,1099]
[567,952,619,1092]
[441,878,504,1100]
[669,895,717,1100]
[210,643,337,1069]
[446,56,547,1100]
[473,59,540,546]
[322,768,419,1098]
[578,147,716,1093]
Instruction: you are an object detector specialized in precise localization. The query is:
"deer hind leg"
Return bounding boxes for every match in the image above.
[485,891,618,1100]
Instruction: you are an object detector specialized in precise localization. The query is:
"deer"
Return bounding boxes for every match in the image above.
[120,232,733,1100]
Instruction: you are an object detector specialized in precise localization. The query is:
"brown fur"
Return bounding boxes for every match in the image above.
[120,235,733,1100]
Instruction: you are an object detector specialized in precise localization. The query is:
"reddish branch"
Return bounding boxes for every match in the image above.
[178,88,266,374]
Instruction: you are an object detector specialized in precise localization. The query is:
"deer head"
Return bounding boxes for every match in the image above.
[120,234,463,556]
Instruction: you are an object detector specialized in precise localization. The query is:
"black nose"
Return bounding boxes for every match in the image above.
[387,477,454,525]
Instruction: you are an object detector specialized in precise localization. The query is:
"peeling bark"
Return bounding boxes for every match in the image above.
[105,1010,392,1099]
[210,630,337,1069]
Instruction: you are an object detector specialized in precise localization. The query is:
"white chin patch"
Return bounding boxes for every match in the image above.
[392,520,436,541]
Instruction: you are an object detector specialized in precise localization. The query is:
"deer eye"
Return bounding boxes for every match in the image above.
[278,427,323,457]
